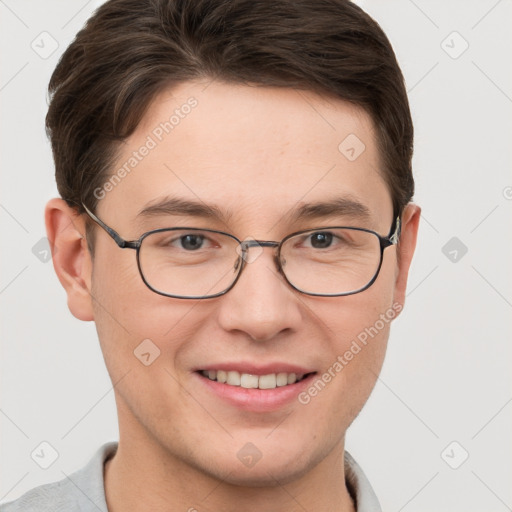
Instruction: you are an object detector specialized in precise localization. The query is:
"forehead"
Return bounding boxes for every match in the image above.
[101,80,392,233]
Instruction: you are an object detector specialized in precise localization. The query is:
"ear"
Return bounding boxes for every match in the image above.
[45,198,94,321]
[393,202,421,313]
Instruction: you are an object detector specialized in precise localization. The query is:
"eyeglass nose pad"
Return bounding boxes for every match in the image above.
[233,242,251,271]
[233,240,250,271]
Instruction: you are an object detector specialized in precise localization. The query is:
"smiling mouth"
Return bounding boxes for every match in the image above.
[198,370,316,390]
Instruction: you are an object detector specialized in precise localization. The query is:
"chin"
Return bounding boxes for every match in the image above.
[209,457,315,488]
[187,439,322,488]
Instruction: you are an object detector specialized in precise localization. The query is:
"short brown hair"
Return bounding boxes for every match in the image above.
[46,0,414,222]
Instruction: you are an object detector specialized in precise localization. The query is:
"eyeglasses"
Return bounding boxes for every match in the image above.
[82,203,400,299]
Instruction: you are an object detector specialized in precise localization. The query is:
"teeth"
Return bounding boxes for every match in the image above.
[276,373,288,387]
[258,374,277,389]
[201,370,308,389]
[227,371,241,386]
[240,373,259,389]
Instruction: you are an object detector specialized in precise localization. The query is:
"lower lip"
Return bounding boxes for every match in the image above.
[195,372,317,412]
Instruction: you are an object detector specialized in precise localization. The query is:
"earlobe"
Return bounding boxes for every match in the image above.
[393,202,421,313]
[45,198,94,321]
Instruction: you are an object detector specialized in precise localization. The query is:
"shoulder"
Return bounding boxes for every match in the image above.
[0,442,118,512]
[0,477,81,512]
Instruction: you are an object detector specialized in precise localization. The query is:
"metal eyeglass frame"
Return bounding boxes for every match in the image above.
[82,203,401,299]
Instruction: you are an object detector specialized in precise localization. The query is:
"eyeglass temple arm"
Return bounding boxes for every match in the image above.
[388,215,401,245]
[81,203,137,249]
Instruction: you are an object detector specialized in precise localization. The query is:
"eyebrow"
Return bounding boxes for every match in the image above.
[136,195,372,225]
[290,196,372,224]
[137,197,233,224]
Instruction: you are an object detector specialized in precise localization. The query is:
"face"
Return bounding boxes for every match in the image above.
[56,80,419,486]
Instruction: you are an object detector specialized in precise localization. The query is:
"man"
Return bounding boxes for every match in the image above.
[2,0,420,510]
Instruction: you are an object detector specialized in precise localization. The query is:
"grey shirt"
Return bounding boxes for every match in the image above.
[1,442,382,511]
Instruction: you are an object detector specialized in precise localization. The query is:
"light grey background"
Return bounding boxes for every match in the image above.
[1,1,511,510]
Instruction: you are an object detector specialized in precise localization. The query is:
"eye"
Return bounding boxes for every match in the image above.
[177,234,206,251]
[308,232,333,249]
[147,229,227,254]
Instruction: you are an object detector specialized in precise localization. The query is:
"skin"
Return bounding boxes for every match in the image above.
[46,80,420,512]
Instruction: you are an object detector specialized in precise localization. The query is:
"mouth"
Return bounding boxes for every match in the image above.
[198,369,315,390]
[194,367,317,412]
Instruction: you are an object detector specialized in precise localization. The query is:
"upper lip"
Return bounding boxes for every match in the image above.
[195,362,316,376]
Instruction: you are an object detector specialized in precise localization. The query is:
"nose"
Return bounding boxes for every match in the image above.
[216,245,302,342]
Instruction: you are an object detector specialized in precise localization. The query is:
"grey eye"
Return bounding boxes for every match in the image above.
[309,232,333,249]
[179,234,205,250]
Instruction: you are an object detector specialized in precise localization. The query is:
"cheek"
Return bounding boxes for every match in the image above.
[296,309,391,445]
[300,258,397,423]
[90,248,202,372]
[90,256,207,431]
[335,261,397,380]
[312,263,396,357]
